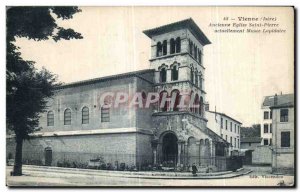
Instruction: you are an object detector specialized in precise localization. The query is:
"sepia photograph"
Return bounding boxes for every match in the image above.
[5,6,295,187]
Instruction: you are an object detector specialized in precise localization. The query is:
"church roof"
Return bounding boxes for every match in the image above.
[143,18,211,46]
[55,69,154,89]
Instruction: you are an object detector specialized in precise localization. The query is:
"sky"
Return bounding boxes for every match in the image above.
[15,7,294,126]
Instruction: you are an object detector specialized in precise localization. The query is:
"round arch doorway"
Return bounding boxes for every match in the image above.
[162,132,178,165]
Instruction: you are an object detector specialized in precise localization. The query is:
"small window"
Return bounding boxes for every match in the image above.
[270,111,272,119]
[82,107,89,124]
[101,106,110,122]
[47,111,54,126]
[162,40,167,55]
[264,124,268,133]
[221,133,223,138]
[234,138,236,147]
[234,124,236,133]
[280,109,289,122]
[189,40,193,55]
[160,68,167,83]
[156,42,162,57]
[225,135,227,141]
[64,109,71,125]
[230,122,232,132]
[175,37,181,53]
[237,139,239,148]
[264,111,269,119]
[249,143,251,146]
[170,38,175,54]
[226,120,228,130]
[171,65,178,81]
[230,137,232,145]
[221,118,223,128]
[264,139,268,145]
[270,124,272,133]
[281,131,290,147]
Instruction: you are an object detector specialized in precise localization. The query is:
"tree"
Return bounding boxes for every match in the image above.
[6,6,83,176]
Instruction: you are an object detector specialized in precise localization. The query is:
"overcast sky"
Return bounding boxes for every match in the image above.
[15,7,294,126]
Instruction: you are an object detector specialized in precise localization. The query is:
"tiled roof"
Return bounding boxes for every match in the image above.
[143,18,211,46]
[55,69,155,90]
[262,94,294,108]
[241,137,262,143]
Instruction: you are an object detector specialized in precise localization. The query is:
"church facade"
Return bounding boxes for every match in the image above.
[7,18,229,170]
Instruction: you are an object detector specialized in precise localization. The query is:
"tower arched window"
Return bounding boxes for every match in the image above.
[159,91,168,112]
[170,38,175,54]
[156,42,162,57]
[195,72,198,86]
[175,37,181,53]
[199,76,203,90]
[190,67,194,83]
[171,65,178,81]
[194,94,200,114]
[64,108,71,125]
[47,111,54,126]
[160,67,167,83]
[82,106,89,124]
[194,45,197,59]
[162,40,167,55]
[198,50,202,64]
[189,40,193,55]
[200,96,204,116]
[171,89,180,111]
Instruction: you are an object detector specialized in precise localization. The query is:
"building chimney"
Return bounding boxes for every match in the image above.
[274,94,278,106]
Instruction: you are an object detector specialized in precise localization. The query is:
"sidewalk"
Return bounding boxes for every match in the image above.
[12,165,252,179]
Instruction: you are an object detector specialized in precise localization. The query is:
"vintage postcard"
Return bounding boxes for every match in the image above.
[6,6,295,187]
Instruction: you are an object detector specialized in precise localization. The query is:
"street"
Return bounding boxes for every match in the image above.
[6,165,294,187]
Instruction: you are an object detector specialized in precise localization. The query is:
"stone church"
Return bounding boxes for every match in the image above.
[7,18,229,170]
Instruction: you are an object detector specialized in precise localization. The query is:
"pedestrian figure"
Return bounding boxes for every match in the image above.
[192,163,198,176]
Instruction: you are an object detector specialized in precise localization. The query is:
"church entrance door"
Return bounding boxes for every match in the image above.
[162,133,178,166]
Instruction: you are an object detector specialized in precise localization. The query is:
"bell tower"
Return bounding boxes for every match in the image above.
[143,18,211,116]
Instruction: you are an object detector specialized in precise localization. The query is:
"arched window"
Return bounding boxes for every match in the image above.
[162,40,167,55]
[205,138,210,145]
[171,65,178,81]
[47,111,54,126]
[160,68,167,83]
[170,38,175,54]
[200,139,204,145]
[200,97,204,116]
[194,94,200,114]
[194,45,197,59]
[101,106,110,122]
[189,91,194,112]
[170,89,180,111]
[64,108,71,125]
[199,76,203,90]
[159,91,168,112]
[175,37,181,53]
[195,72,198,86]
[82,107,89,124]
[198,50,202,64]
[156,42,162,57]
[189,40,193,55]
[190,67,194,83]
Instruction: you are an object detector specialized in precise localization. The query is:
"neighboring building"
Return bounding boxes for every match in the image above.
[270,94,294,174]
[240,137,261,150]
[7,19,229,170]
[261,93,294,146]
[206,110,242,155]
